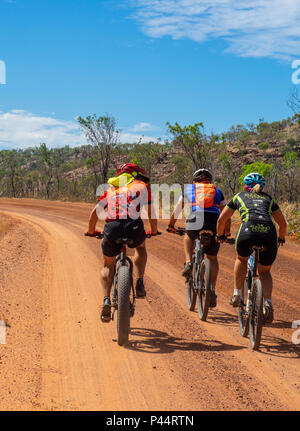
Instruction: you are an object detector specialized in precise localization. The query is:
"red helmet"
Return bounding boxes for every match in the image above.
[116,163,146,177]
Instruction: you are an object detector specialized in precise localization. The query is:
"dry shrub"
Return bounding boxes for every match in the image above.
[280,202,300,238]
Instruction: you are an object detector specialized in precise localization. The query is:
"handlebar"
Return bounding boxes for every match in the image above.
[167,228,235,243]
[85,231,162,240]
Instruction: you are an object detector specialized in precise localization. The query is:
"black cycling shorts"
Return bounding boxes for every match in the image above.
[185,212,220,256]
[235,221,278,266]
[102,218,146,257]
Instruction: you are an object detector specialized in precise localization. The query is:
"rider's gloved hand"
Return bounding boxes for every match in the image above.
[166,224,176,233]
[216,234,227,243]
[278,237,285,246]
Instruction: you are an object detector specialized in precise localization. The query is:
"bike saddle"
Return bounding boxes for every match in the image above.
[116,238,134,245]
[199,230,214,236]
[251,245,265,251]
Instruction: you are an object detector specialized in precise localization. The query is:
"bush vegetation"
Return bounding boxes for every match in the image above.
[0,114,299,235]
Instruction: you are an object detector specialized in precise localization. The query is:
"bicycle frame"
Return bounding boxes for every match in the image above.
[193,237,204,291]
[250,249,259,278]
[85,231,157,345]
[245,248,260,312]
[238,242,266,346]
[176,228,214,292]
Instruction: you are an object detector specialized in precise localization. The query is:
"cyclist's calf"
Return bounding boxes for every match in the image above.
[134,243,147,279]
[258,264,273,300]
[101,256,115,296]
[206,254,219,289]
[184,235,194,263]
[234,255,248,291]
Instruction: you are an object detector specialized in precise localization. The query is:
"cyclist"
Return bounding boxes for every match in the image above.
[216,172,287,323]
[167,168,230,308]
[87,163,158,322]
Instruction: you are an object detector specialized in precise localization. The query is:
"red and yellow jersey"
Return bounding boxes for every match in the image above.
[98,179,152,221]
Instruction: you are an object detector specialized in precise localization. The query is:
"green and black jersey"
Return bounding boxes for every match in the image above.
[226,191,280,223]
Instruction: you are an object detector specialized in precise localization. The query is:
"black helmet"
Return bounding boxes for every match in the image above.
[193,168,213,182]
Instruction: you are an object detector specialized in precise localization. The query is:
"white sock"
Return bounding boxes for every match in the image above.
[234,289,241,296]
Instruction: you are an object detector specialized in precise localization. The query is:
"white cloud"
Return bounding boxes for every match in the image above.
[131,0,300,60]
[0,110,159,149]
[120,131,159,143]
[0,110,86,149]
[130,122,160,132]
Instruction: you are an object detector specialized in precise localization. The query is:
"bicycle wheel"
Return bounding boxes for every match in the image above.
[117,264,131,346]
[186,276,197,311]
[198,258,211,321]
[249,279,264,350]
[238,272,250,337]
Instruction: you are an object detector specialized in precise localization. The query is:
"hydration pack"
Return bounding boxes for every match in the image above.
[194,183,216,209]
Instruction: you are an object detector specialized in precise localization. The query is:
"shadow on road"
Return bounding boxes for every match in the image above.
[208,310,237,326]
[269,319,293,329]
[259,335,300,358]
[127,327,245,354]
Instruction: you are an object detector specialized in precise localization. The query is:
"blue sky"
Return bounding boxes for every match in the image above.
[0,0,299,148]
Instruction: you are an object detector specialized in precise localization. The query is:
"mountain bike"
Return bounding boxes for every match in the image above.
[238,246,264,351]
[174,228,234,321]
[85,231,159,346]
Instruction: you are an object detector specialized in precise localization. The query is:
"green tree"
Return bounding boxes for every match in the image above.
[223,124,252,145]
[282,151,300,202]
[85,152,101,194]
[170,154,191,187]
[257,142,269,150]
[78,114,120,183]
[24,170,36,197]
[52,147,66,198]
[38,143,54,199]
[166,122,214,169]
[239,161,273,188]
[0,150,22,197]
[129,141,163,178]
[218,148,241,194]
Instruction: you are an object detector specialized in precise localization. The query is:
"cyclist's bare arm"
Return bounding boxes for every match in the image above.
[219,204,231,236]
[147,203,158,235]
[272,210,287,240]
[217,206,235,237]
[88,204,99,235]
[169,197,184,227]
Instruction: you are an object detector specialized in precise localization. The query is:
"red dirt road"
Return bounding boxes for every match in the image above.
[0,198,299,411]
